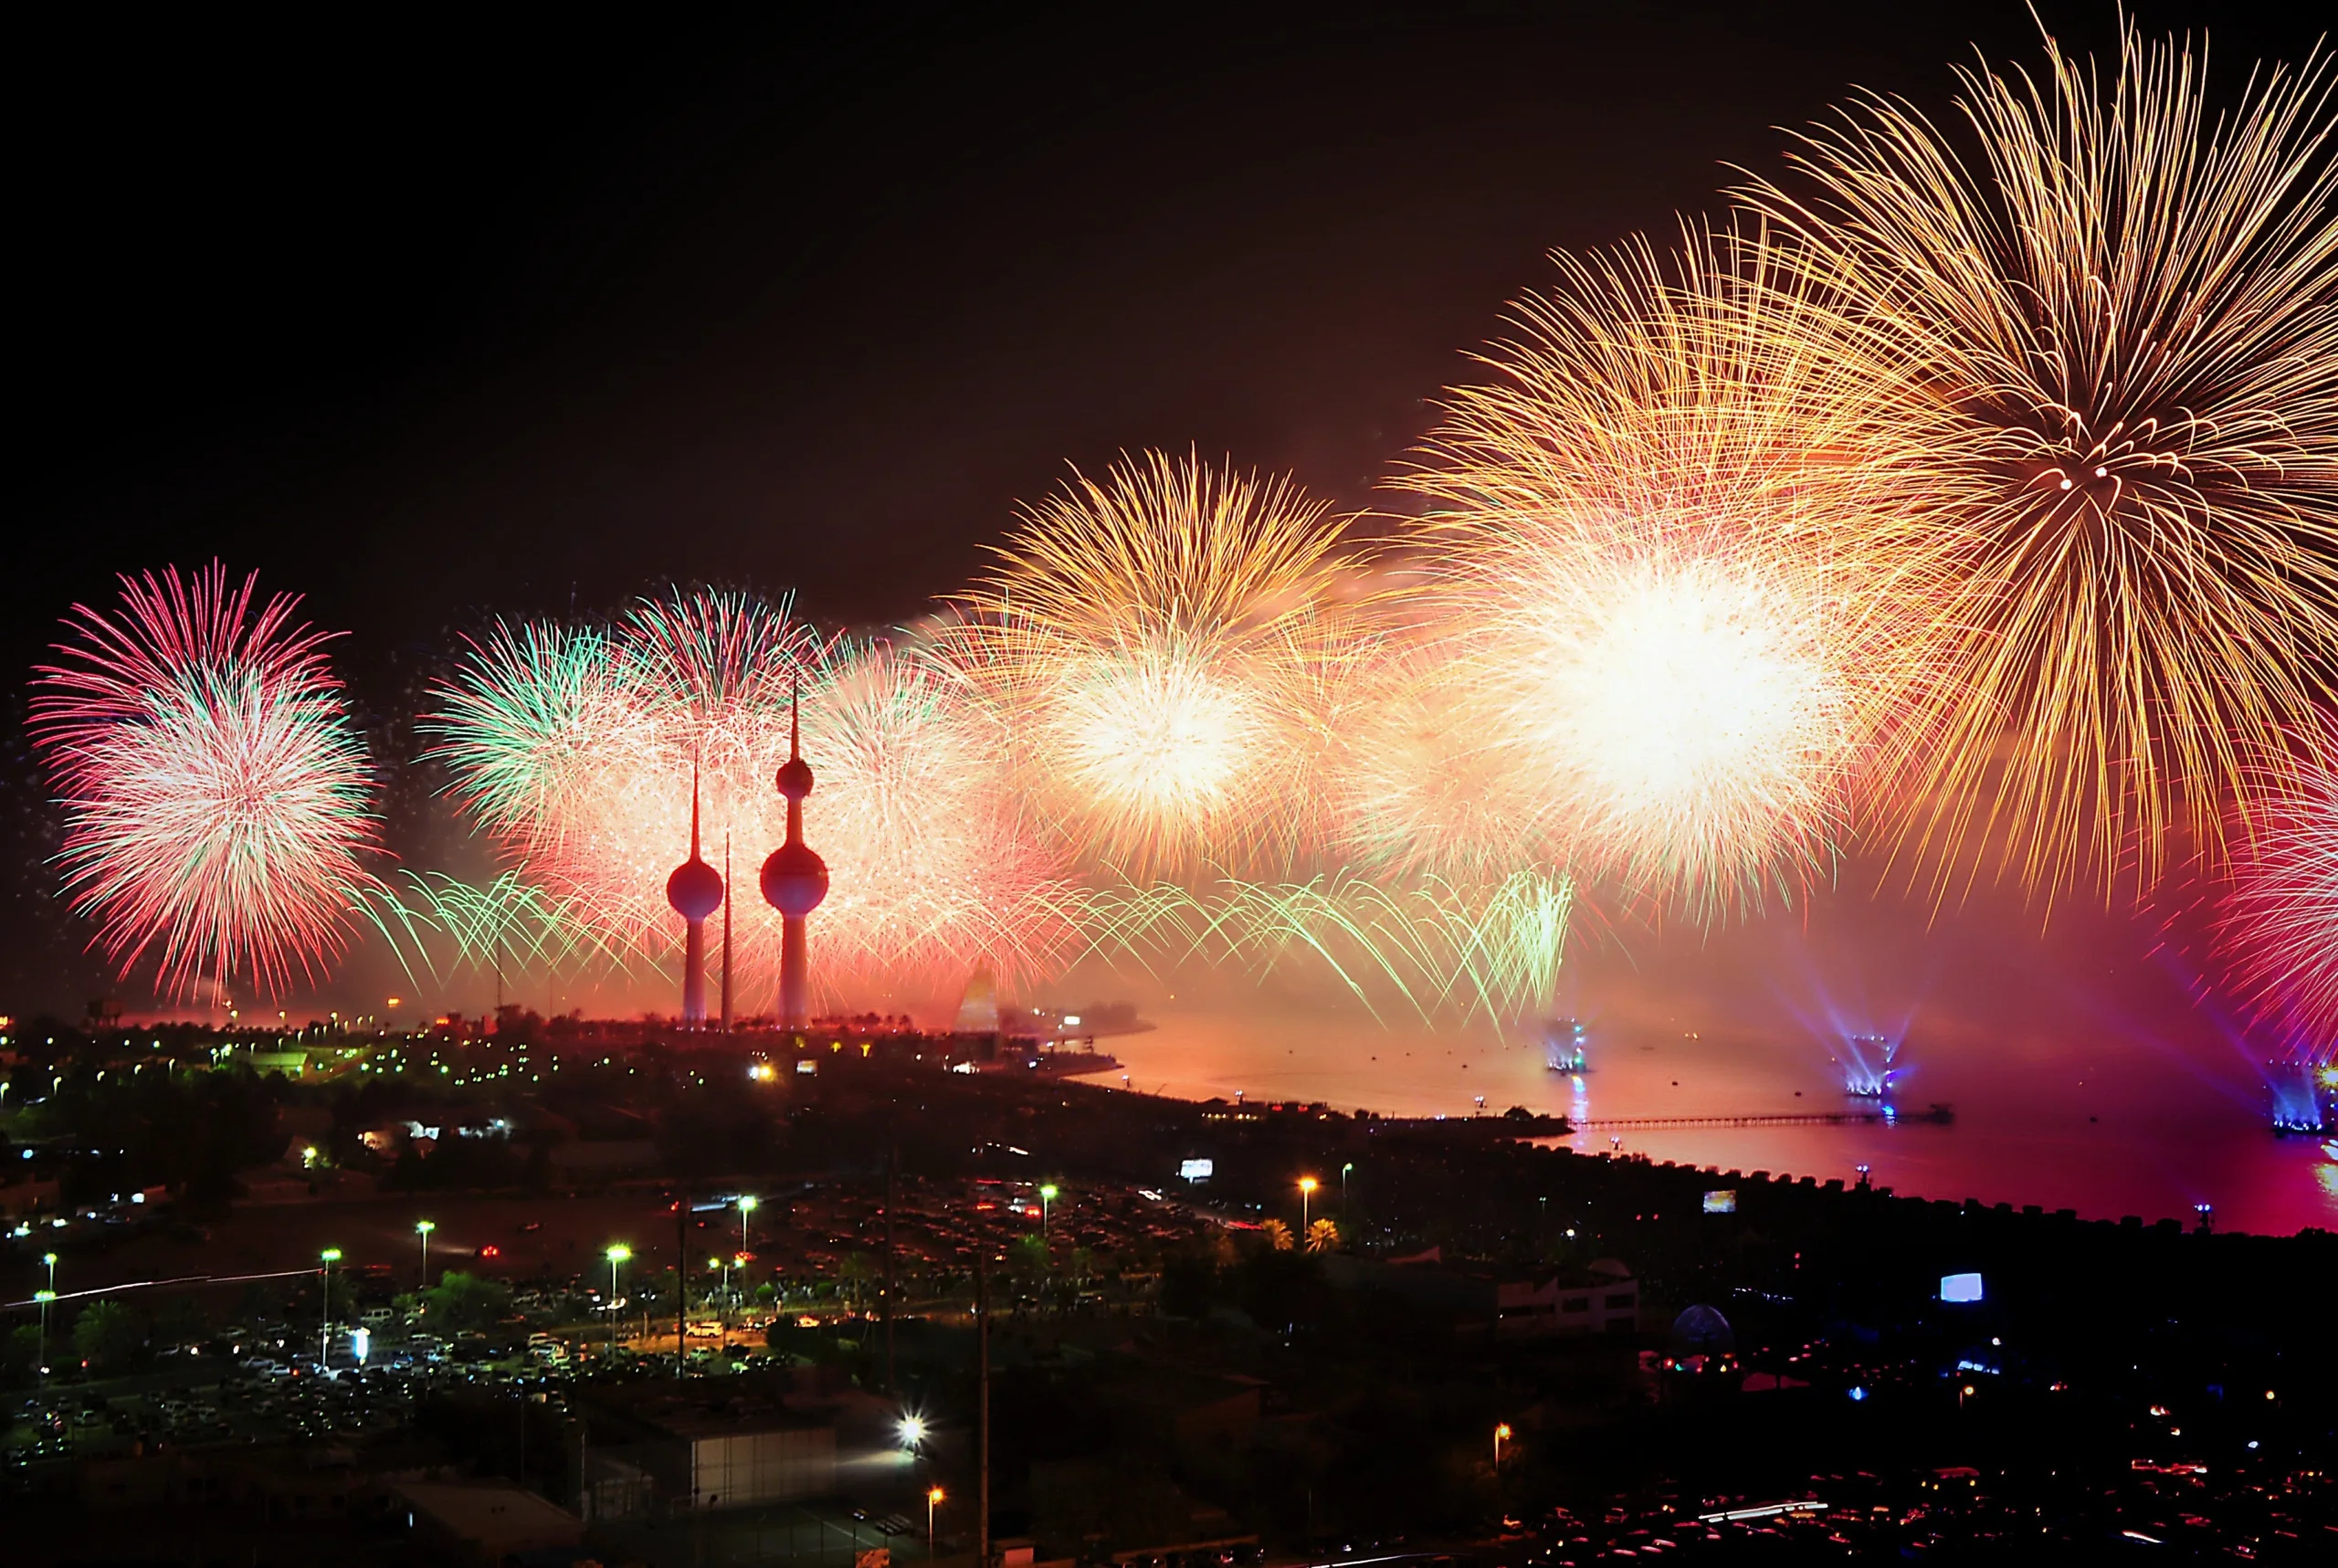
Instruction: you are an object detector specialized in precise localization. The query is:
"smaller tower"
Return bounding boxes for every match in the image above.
[720,833,734,1034]
[665,763,724,1026]
[761,685,829,1029]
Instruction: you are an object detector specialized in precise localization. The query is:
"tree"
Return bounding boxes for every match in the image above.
[1304,1218,1341,1254]
[2,1323,42,1384]
[73,1300,144,1373]
[421,1270,512,1331]
[1259,1218,1294,1252]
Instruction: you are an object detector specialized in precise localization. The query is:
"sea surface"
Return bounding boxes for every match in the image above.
[1101,1003,2338,1237]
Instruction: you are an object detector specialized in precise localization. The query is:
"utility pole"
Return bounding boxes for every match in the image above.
[884,1142,898,1396]
[675,1193,689,1378]
[976,1250,991,1568]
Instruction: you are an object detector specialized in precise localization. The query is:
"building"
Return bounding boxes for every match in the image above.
[1495,1258,1641,1339]
[393,1480,584,1565]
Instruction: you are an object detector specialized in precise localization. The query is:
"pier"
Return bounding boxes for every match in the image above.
[1571,1104,1954,1131]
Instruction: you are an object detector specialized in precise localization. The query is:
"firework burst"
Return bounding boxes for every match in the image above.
[1411,226,1910,918]
[1743,23,2338,903]
[2222,724,2338,1038]
[950,451,1364,879]
[29,564,383,997]
[426,591,1073,1007]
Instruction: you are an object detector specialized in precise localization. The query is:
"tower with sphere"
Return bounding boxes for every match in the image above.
[665,763,724,1026]
[761,689,828,1029]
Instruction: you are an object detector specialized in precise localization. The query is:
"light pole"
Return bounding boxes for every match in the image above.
[416,1220,435,1292]
[737,1194,758,1258]
[1038,1184,1058,1241]
[606,1245,631,1359]
[711,1256,729,1355]
[1341,1163,1353,1215]
[43,1251,57,1298]
[1299,1176,1319,1232]
[320,1248,342,1365]
[1493,1422,1511,1472]
[34,1289,55,1387]
[928,1486,944,1554]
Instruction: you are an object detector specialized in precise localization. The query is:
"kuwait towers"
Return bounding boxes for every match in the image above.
[760,690,829,1029]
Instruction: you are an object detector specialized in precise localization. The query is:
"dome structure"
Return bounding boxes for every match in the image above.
[1669,1304,1734,1356]
[776,753,815,802]
[759,839,829,917]
[668,855,724,921]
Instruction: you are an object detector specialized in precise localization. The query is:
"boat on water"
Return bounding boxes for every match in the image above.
[1543,1017,1591,1075]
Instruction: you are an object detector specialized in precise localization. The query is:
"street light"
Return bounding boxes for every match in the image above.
[737,1194,758,1257]
[1038,1183,1058,1239]
[606,1245,632,1358]
[1494,1422,1511,1470]
[1341,1163,1354,1213]
[416,1220,436,1291]
[928,1486,945,1554]
[34,1289,55,1387]
[1298,1176,1319,1231]
[320,1248,342,1365]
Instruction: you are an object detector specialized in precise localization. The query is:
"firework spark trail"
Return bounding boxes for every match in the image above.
[28,564,383,997]
[372,871,643,983]
[1741,23,2338,905]
[1408,226,1912,920]
[947,451,1366,879]
[1073,869,1574,1023]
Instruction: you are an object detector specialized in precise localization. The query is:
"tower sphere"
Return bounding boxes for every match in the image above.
[667,856,724,921]
[760,840,829,917]
[776,755,815,801]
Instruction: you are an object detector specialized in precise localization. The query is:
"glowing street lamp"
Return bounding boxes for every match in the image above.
[416,1220,436,1290]
[320,1248,342,1364]
[606,1245,632,1357]
[1298,1176,1319,1231]
[1494,1422,1511,1470]
[34,1289,55,1387]
[928,1486,945,1553]
[1038,1183,1058,1239]
[737,1194,759,1257]
[1341,1163,1354,1213]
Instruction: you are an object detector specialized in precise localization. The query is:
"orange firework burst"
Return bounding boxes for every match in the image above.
[1409,226,1913,919]
[1743,22,2338,904]
[949,451,1364,879]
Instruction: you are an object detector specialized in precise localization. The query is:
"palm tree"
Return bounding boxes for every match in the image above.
[1304,1218,1340,1254]
[1260,1218,1295,1252]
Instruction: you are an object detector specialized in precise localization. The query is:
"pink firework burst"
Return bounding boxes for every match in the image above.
[2223,727,2338,1040]
[28,564,384,998]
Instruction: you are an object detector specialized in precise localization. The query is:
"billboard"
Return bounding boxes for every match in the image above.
[1940,1271,1984,1303]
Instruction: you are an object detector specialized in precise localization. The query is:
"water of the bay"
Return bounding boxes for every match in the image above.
[1069,883,2338,1237]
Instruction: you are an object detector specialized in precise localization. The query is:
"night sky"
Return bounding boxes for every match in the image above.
[4,3,2324,1011]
